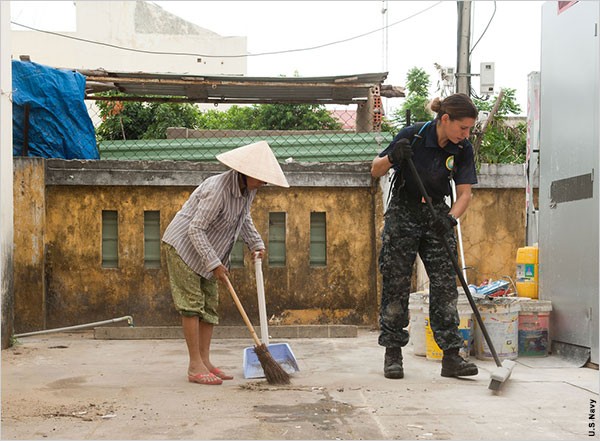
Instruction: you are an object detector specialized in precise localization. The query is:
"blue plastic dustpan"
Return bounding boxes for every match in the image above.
[243,342,300,379]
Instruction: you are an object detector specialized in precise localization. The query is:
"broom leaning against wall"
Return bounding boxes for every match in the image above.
[162,141,290,386]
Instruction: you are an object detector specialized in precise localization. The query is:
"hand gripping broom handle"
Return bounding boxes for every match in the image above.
[223,275,262,347]
[405,158,503,368]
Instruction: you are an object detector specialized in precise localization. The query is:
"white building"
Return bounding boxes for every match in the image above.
[11,1,247,75]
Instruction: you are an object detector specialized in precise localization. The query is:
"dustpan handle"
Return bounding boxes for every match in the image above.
[223,275,262,347]
[255,257,270,345]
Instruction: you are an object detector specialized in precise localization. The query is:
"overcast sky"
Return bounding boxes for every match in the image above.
[11,1,546,114]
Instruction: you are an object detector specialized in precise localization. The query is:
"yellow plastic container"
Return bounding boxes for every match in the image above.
[425,317,443,360]
[425,302,473,361]
[516,246,539,299]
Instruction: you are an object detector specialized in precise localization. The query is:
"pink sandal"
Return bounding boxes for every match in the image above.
[210,368,234,380]
[188,372,223,385]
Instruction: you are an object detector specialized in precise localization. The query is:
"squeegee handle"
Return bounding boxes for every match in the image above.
[223,275,262,347]
[406,158,503,368]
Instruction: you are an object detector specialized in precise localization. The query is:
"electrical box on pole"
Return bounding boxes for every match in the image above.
[480,62,495,95]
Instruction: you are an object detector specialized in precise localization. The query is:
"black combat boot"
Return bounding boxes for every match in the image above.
[441,348,478,377]
[384,347,404,379]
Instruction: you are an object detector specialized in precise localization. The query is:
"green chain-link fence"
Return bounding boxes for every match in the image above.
[88,100,391,163]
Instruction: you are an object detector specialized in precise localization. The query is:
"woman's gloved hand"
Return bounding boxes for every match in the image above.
[430,213,458,237]
[387,138,413,165]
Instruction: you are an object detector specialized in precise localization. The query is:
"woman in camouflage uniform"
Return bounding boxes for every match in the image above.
[371,93,479,379]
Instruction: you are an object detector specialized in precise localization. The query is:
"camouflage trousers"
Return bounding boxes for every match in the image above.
[378,191,463,351]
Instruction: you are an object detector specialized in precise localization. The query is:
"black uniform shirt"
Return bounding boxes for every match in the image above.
[379,120,478,202]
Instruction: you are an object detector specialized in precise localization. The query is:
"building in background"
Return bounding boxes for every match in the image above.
[11,1,246,75]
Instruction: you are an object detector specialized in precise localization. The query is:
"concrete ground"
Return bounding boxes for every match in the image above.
[1,327,598,440]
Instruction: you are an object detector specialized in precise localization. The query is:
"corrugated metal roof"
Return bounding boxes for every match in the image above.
[79,69,400,105]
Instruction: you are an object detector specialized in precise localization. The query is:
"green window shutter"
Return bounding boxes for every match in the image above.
[230,238,245,268]
[144,211,161,268]
[102,210,118,268]
[310,212,327,266]
[268,212,286,267]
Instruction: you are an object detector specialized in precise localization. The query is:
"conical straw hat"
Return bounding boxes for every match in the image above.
[216,141,290,188]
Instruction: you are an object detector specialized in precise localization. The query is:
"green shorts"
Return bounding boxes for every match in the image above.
[164,243,219,324]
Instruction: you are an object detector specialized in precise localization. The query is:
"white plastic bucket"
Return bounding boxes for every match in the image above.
[474,298,521,361]
[409,291,428,357]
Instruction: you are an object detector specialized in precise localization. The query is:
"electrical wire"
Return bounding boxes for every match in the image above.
[10,2,443,59]
[469,0,496,56]
[470,86,492,102]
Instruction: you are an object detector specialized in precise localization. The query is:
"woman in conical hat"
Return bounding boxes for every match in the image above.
[215,140,289,188]
[162,141,288,385]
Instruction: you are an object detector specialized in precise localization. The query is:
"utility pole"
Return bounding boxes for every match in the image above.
[381,0,389,116]
[456,1,472,95]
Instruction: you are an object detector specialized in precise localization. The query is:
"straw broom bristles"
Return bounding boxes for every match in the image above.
[223,276,291,386]
[253,343,290,385]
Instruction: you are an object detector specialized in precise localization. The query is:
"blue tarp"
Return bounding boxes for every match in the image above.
[12,60,99,159]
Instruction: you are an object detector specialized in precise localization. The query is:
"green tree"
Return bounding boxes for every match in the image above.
[196,105,256,130]
[385,67,433,133]
[472,88,526,164]
[143,102,202,139]
[95,95,341,140]
[253,104,341,130]
[473,88,521,116]
[96,98,153,141]
[95,94,201,141]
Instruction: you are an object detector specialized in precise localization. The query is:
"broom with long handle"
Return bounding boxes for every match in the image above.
[222,275,290,385]
[405,156,515,391]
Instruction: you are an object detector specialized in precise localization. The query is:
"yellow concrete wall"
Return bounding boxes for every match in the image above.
[462,188,527,286]
[12,162,533,331]
[13,158,46,332]
[38,183,381,328]
[44,185,183,329]
[227,186,380,326]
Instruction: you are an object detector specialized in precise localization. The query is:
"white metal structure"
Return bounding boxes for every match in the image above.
[539,0,599,364]
[0,0,14,349]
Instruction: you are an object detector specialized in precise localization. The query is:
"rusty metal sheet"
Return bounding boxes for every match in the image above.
[78,69,393,104]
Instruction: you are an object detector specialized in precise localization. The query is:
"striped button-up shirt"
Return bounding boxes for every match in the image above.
[162,169,264,279]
